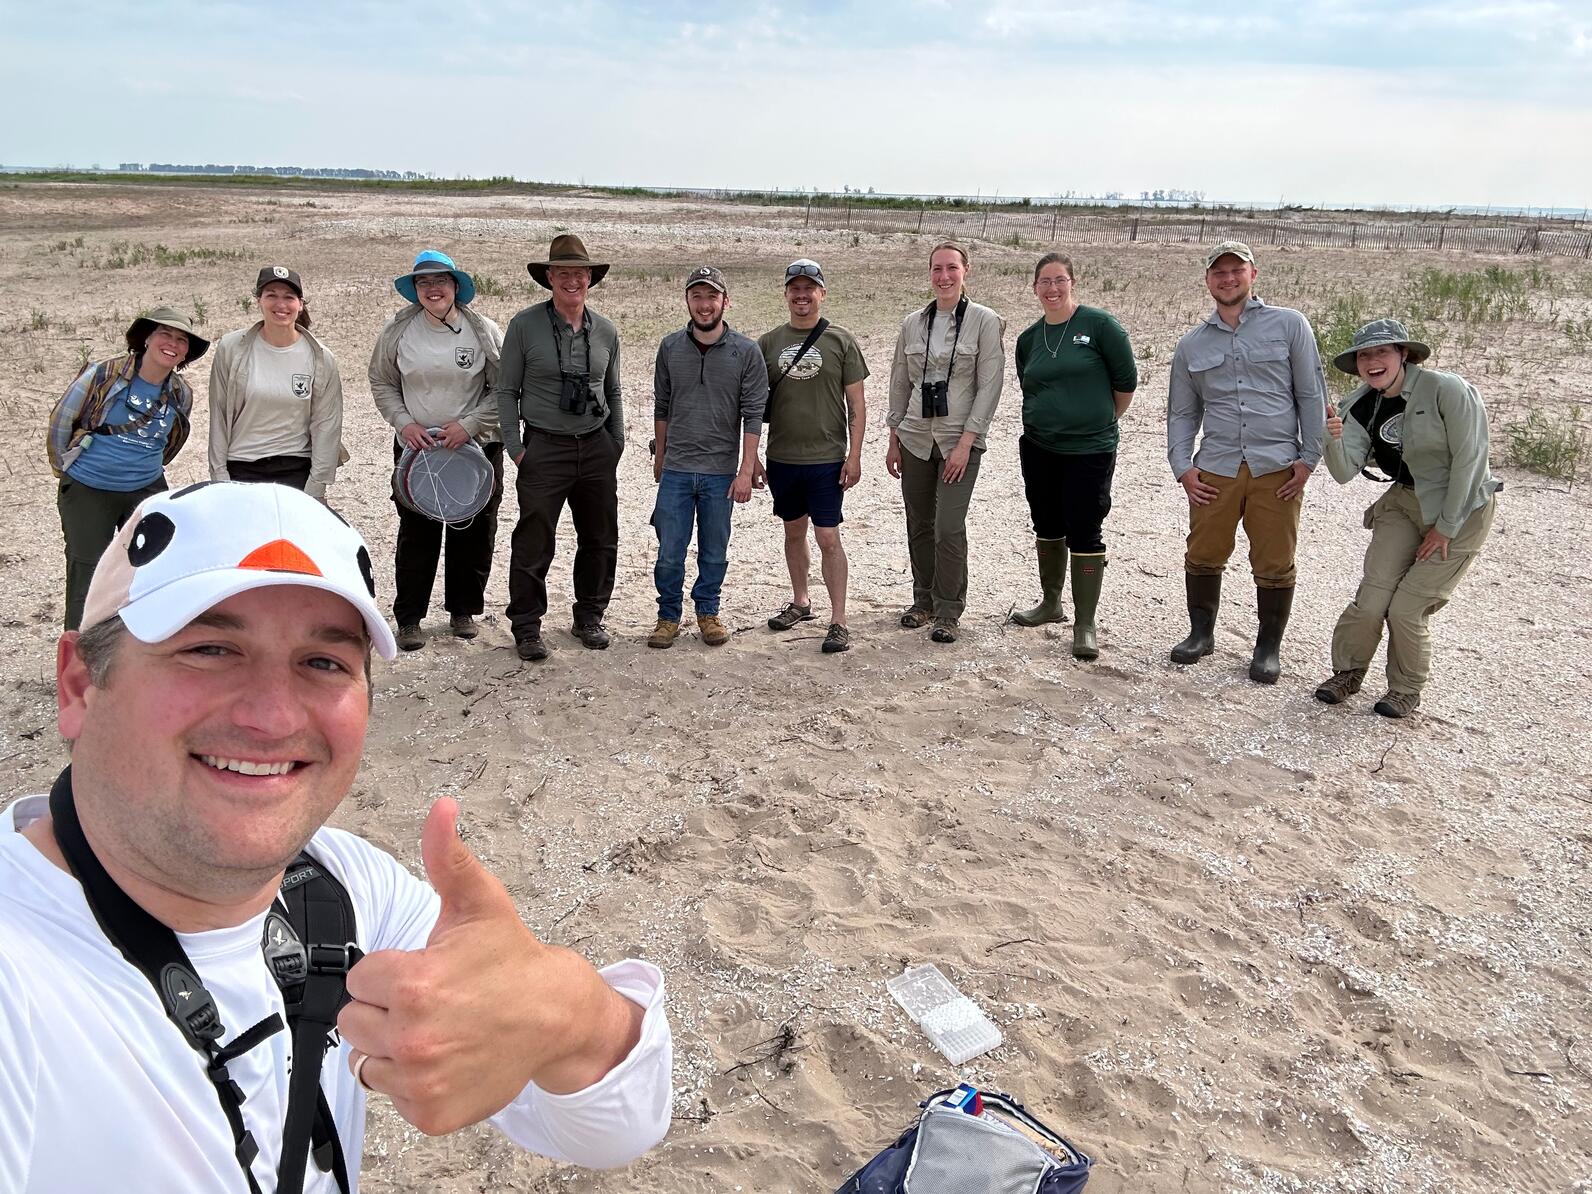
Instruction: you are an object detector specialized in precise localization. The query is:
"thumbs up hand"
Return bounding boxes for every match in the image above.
[337,798,645,1135]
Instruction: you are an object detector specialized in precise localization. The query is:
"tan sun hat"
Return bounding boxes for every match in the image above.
[125,306,210,364]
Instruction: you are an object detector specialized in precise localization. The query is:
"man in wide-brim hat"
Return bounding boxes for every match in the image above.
[493,233,625,661]
[1314,318,1500,719]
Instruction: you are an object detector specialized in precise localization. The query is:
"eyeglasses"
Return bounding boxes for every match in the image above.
[785,260,824,281]
[414,271,456,286]
[1035,276,1073,290]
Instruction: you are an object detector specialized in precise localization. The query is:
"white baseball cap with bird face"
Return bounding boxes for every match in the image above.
[81,482,397,659]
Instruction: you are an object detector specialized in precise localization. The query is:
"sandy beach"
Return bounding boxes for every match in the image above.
[1,183,1588,1192]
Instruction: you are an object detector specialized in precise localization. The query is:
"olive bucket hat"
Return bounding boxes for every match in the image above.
[125,306,210,364]
[1332,318,1431,375]
[395,250,476,306]
[527,233,609,290]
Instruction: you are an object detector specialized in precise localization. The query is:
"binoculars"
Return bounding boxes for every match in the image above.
[559,371,599,416]
[920,379,949,418]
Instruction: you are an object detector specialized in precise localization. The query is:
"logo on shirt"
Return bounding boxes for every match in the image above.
[291,374,311,399]
[777,343,823,382]
[455,347,476,369]
[1073,334,1091,345]
[1379,413,1403,448]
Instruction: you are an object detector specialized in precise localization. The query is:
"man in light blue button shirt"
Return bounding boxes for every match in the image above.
[1166,241,1326,684]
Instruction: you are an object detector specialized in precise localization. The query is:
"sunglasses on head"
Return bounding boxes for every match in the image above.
[785,261,823,281]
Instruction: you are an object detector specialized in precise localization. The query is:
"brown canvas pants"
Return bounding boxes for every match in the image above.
[1330,486,1495,695]
[1184,462,1302,589]
[506,427,620,635]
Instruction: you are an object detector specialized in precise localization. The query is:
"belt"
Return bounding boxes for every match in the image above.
[524,424,607,443]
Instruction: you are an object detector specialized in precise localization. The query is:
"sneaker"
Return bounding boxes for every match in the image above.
[697,614,730,646]
[571,622,611,650]
[821,622,851,654]
[1313,668,1366,705]
[647,619,680,649]
[397,623,425,652]
[449,614,479,640]
[899,607,931,629]
[768,602,814,632]
[515,634,549,662]
[930,617,959,643]
[1373,689,1420,719]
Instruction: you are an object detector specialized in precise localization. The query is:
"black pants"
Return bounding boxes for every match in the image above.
[228,454,312,490]
[1018,435,1115,554]
[391,439,505,626]
[57,474,167,630]
[506,427,620,635]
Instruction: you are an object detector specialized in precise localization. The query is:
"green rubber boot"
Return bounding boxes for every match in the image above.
[1069,552,1106,660]
[1010,538,1069,626]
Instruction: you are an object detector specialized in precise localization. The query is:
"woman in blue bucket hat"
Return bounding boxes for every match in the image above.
[368,250,506,650]
[1314,319,1501,718]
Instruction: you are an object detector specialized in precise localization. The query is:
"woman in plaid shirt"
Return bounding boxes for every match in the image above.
[45,307,207,629]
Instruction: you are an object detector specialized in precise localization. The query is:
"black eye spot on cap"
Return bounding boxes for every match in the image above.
[169,480,218,500]
[127,512,176,566]
[356,546,375,597]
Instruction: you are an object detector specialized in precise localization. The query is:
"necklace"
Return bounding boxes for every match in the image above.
[1039,309,1076,357]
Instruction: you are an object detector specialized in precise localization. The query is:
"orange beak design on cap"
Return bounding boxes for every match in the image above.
[237,539,322,576]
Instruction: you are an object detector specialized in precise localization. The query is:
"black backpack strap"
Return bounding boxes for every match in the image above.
[48,767,277,1194]
[273,854,361,1194]
[763,317,829,422]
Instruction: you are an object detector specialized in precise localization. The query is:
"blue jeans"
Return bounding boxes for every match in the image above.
[653,469,735,621]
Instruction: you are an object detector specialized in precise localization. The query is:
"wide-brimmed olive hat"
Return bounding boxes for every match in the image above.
[527,233,609,290]
[125,306,210,364]
[1331,318,1431,375]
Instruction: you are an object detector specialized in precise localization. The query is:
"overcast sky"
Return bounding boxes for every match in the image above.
[8,0,1590,209]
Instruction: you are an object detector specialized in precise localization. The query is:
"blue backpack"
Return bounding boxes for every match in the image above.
[836,1086,1091,1194]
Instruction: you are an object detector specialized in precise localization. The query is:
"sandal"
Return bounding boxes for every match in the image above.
[821,622,852,654]
[768,602,814,631]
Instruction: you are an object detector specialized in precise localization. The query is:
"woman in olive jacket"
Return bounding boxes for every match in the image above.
[1315,319,1500,719]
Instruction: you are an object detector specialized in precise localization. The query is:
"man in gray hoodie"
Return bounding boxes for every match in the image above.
[647,267,767,649]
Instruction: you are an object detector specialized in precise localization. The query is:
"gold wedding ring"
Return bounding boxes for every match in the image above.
[351,1050,374,1092]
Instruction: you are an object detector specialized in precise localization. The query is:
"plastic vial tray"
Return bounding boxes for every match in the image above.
[887,963,1003,1065]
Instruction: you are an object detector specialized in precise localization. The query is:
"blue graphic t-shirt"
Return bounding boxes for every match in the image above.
[65,376,174,491]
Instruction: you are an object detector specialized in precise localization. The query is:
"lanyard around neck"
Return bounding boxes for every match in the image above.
[923,295,968,386]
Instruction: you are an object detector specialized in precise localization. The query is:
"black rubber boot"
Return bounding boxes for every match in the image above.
[1248,586,1294,685]
[1169,573,1221,664]
[1010,538,1069,626]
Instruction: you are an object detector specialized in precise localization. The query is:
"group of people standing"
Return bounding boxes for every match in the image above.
[46,235,1499,717]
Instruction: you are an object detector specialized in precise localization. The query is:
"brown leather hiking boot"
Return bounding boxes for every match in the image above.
[647,619,680,649]
[1314,668,1367,705]
[1373,689,1421,719]
[697,615,730,646]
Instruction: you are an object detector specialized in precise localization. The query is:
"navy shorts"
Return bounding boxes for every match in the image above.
[766,459,846,527]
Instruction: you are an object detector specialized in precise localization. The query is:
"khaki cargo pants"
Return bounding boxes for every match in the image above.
[1184,462,1302,588]
[1330,485,1496,695]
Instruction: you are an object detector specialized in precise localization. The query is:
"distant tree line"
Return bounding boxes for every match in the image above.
[116,163,428,181]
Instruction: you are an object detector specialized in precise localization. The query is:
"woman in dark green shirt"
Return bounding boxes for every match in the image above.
[1010,253,1138,660]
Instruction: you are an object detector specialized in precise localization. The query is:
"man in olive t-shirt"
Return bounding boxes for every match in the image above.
[755,259,868,654]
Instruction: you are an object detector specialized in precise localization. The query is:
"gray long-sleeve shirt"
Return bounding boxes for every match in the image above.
[494,300,623,459]
[653,323,766,475]
[1166,298,1326,479]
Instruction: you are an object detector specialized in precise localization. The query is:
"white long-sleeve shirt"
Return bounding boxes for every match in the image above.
[0,796,672,1191]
